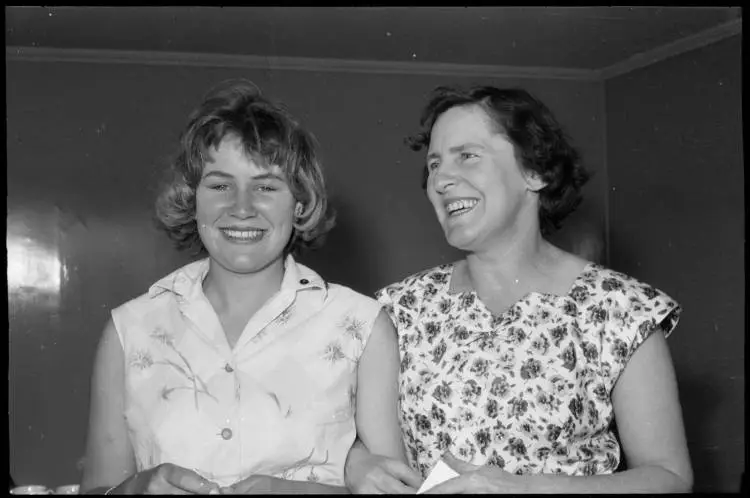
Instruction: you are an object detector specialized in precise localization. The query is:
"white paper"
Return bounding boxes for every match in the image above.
[416,459,460,494]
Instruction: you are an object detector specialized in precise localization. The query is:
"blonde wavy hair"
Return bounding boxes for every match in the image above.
[155,79,335,256]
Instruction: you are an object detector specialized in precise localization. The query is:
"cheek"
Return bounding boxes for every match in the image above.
[258,197,296,224]
[197,223,221,248]
[195,194,217,220]
[426,189,442,213]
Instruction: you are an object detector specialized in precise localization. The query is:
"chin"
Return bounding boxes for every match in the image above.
[221,253,283,274]
[446,237,472,251]
[445,232,478,252]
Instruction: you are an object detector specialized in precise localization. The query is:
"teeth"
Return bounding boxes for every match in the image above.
[221,229,264,240]
[446,199,478,215]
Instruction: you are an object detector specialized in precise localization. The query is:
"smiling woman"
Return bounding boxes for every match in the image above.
[78,80,407,494]
[345,86,693,494]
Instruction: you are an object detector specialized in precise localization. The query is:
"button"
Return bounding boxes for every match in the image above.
[224,363,234,373]
[300,278,309,285]
[221,428,233,440]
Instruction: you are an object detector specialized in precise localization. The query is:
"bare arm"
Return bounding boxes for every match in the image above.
[429,330,693,494]
[344,310,423,493]
[80,319,220,495]
[530,330,692,493]
[603,329,692,491]
[356,310,408,462]
[79,319,136,493]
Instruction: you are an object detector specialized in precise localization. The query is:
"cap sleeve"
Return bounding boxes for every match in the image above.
[599,272,682,388]
[375,285,396,324]
[339,288,384,361]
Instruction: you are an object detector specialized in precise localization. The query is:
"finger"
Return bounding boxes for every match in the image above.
[166,466,221,494]
[385,460,424,488]
[441,453,480,474]
[147,480,193,495]
[364,469,418,495]
[382,480,419,494]
[424,475,468,494]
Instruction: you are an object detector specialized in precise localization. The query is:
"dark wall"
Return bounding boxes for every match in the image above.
[7,60,606,488]
[605,35,744,493]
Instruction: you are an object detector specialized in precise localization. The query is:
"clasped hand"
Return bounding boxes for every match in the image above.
[423,453,527,494]
[115,464,280,495]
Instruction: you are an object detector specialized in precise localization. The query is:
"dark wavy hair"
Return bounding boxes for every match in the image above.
[155,79,335,256]
[406,86,590,235]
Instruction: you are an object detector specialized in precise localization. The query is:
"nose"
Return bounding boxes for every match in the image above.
[432,163,458,194]
[230,189,257,219]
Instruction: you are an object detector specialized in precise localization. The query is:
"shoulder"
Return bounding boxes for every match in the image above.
[579,264,682,333]
[112,291,154,315]
[375,262,454,304]
[581,264,677,304]
[327,282,381,309]
[112,260,204,316]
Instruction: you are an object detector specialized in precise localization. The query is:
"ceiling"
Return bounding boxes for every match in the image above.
[5,6,743,70]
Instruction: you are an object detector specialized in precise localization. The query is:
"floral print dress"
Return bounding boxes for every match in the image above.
[112,255,381,487]
[376,261,681,478]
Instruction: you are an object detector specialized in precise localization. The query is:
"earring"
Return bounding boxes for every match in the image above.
[295,204,304,217]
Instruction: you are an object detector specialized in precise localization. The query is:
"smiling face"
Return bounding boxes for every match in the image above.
[195,135,299,275]
[425,104,544,252]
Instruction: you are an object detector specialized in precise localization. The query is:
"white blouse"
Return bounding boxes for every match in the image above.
[112,255,382,487]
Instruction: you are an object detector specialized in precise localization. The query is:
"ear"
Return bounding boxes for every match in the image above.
[293,203,305,230]
[524,169,547,193]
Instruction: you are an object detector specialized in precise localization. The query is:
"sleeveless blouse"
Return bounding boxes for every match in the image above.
[112,255,382,487]
[376,262,681,477]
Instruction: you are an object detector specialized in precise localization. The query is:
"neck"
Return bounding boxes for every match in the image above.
[202,256,286,312]
[462,222,558,293]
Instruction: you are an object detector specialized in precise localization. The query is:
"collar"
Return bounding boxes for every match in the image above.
[148,254,328,299]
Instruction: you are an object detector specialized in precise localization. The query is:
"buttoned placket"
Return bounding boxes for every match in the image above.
[171,274,244,458]
[173,259,326,465]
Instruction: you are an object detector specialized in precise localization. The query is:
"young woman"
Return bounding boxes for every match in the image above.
[80,81,405,494]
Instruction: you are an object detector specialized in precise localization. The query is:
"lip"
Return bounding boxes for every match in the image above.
[219,226,267,231]
[442,196,480,210]
[442,196,480,218]
[218,226,267,243]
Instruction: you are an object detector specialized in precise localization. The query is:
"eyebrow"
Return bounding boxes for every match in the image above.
[201,171,286,182]
[426,143,485,161]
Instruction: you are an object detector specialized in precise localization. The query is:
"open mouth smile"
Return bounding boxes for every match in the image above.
[219,228,266,242]
[445,198,479,217]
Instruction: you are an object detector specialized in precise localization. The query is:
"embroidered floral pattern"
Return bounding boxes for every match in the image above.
[320,313,368,364]
[119,256,382,487]
[341,315,366,343]
[130,349,154,370]
[377,263,680,478]
[276,304,295,325]
[132,327,218,409]
[278,447,330,483]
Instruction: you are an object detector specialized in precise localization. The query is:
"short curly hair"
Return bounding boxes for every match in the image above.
[155,79,335,256]
[406,86,590,235]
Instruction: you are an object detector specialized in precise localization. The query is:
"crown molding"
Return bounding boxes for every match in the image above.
[5,46,600,81]
[598,18,742,80]
[7,18,740,82]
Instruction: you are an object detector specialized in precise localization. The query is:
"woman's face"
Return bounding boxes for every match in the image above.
[195,135,298,275]
[425,104,543,252]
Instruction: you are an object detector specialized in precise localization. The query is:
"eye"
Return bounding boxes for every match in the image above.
[256,184,278,192]
[460,152,478,161]
[427,161,440,172]
[208,184,230,192]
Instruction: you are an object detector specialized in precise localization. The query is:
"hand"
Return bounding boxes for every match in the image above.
[425,453,527,494]
[116,463,221,494]
[345,447,423,494]
[220,474,278,494]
